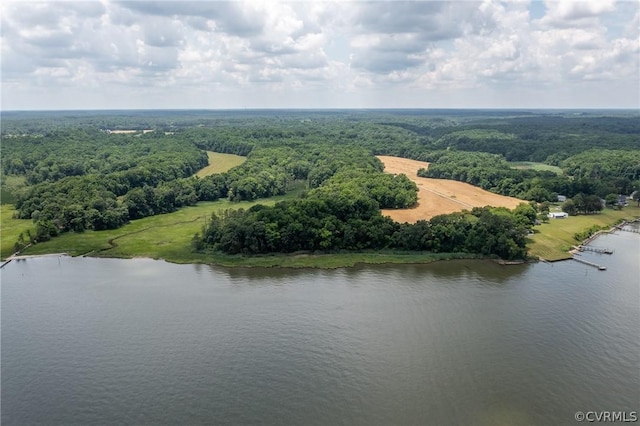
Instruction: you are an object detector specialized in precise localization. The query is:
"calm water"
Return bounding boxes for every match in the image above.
[2,230,639,425]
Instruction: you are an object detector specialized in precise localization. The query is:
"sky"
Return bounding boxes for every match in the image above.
[1,0,639,110]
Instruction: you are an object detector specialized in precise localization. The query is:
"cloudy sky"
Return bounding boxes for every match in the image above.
[1,0,638,110]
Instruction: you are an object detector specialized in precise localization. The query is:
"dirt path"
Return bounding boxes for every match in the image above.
[377,155,525,223]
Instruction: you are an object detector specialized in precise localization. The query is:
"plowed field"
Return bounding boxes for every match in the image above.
[377,156,525,223]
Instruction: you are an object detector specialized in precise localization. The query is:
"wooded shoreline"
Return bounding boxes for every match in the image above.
[2,110,638,266]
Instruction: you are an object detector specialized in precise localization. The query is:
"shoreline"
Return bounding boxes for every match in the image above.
[5,213,637,269]
[571,218,639,254]
[2,250,517,270]
[562,219,640,270]
[531,211,640,262]
[6,224,636,269]
[5,221,637,269]
[8,218,639,269]
[1,252,68,269]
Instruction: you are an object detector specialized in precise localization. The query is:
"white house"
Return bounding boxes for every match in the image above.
[548,212,568,219]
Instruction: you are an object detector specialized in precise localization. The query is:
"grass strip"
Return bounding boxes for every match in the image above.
[1,205,35,259]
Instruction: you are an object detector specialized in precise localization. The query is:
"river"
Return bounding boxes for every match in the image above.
[2,228,638,425]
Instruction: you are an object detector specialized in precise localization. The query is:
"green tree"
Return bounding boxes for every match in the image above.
[538,201,550,223]
[562,199,577,216]
[605,193,619,209]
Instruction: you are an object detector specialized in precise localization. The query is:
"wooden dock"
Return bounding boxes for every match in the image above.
[615,220,640,233]
[618,227,640,234]
[572,256,607,270]
[577,246,613,254]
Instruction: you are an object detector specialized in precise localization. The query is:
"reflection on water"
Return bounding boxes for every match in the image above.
[1,230,638,425]
[211,258,530,285]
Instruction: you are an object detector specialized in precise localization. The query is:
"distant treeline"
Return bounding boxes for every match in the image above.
[378,114,640,162]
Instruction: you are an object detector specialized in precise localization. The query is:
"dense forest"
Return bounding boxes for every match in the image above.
[195,195,533,260]
[2,110,638,259]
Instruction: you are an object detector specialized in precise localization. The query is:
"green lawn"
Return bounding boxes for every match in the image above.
[0,204,34,259]
[19,199,272,260]
[194,151,246,177]
[528,206,640,261]
[508,161,563,175]
[11,183,303,260]
[1,175,27,205]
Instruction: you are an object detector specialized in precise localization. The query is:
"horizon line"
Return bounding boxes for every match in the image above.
[3,107,639,113]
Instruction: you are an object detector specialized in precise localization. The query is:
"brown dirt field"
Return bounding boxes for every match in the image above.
[376,155,526,223]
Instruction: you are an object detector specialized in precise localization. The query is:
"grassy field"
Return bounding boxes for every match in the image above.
[19,200,238,261]
[194,151,246,177]
[0,204,35,259]
[508,161,563,175]
[14,186,304,260]
[527,206,640,261]
[1,175,27,205]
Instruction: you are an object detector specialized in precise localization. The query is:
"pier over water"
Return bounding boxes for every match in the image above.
[577,246,613,254]
[572,255,607,270]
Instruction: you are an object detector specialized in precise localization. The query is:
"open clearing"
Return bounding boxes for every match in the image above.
[508,161,562,175]
[195,151,246,177]
[108,129,154,134]
[0,204,34,259]
[377,156,526,222]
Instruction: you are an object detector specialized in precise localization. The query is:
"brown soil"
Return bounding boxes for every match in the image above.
[377,155,526,223]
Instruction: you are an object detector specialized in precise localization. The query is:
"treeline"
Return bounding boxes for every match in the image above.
[9,130,210,234]
[7,125,418,241]
[2,129,208,185]
[418,151,558,202]
[562,149,640,182]
[311,169,418,209]
[194,196,533,260]
[223,145,384,201]
[18,173,231,243]
[561,194,604,216]
[380,114,640,163]
[418,150,639,202]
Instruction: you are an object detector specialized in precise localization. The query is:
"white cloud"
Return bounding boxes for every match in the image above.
[1,0,638,109]
[540,0,616,27]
